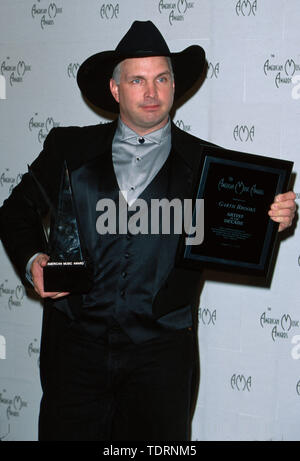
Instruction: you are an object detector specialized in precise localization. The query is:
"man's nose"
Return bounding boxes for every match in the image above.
[144,81,157,98]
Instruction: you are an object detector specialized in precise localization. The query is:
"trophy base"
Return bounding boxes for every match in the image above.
[43,261,92,293]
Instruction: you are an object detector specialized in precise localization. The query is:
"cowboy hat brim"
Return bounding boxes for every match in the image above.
[77,45,205,113]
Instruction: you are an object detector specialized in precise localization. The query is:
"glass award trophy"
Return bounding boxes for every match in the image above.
[29,162,92,293]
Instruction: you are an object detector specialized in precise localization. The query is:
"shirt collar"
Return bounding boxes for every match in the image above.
[116,117,171,145]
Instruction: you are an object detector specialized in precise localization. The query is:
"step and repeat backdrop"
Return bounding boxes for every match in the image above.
[0,0,299,441]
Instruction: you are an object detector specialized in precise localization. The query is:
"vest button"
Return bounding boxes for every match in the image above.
[124,253,129,259]
[122,271,127,278]
[120,290,125,298]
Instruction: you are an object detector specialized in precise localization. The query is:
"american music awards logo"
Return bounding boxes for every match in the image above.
[31,1,63,29]
[99,2,119,19]
[175,119,191,133]
[67,62,80,79]
[0,169,23,195]
[0,389,28,421]
[235,0,257,16]
[0,57,31,88]
[28,338,40,367]
[158,0,195,26]
[260,307,300,342]
[28,113,60,144]
[0,280,25,311]
[230,374,252,392]
[207,62,220,79]
[264,55,300,89]
[233,124,255,142]
[198,307,216,326]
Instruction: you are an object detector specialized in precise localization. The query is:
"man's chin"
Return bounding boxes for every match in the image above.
[138,114,169,130]
[120,112,169,134]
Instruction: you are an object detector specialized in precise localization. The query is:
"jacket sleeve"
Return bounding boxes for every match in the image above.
[0,128,62,286]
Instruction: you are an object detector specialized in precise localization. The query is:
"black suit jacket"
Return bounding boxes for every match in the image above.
[0,120,212,324]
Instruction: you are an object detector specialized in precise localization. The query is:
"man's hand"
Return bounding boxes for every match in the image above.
[30,253,70,299]
[268,191,297,232]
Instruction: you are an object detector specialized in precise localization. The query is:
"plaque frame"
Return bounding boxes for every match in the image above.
[176,146,293,278]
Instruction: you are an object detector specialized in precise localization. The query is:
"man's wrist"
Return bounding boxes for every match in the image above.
[25,253,42,286]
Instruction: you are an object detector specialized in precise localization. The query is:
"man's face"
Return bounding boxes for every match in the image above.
[110,56,175,135]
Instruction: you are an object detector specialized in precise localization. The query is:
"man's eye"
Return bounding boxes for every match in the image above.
[132,78,141,84]
[158,76,168,83]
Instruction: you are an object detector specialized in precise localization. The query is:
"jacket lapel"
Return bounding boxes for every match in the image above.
[168,122,205,201]
[153,122,205,293]
[68,121,118,259]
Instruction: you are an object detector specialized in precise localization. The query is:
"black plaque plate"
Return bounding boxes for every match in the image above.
[43,261,91,293]
[176,146,293,277]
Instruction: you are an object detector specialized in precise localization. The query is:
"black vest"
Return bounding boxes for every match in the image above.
[70,148,192,343]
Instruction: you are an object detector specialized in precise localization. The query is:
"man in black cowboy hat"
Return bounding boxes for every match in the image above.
[0,21,296,441]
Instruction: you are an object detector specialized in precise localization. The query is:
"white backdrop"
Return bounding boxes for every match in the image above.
[0,0,299,441]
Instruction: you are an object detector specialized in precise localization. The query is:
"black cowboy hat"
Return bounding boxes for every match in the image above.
[77,20,206,113]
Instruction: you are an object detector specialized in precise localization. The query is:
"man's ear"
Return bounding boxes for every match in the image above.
[110,79,120,103]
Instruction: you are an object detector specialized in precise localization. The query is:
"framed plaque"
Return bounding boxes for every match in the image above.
[176,146,293,278]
